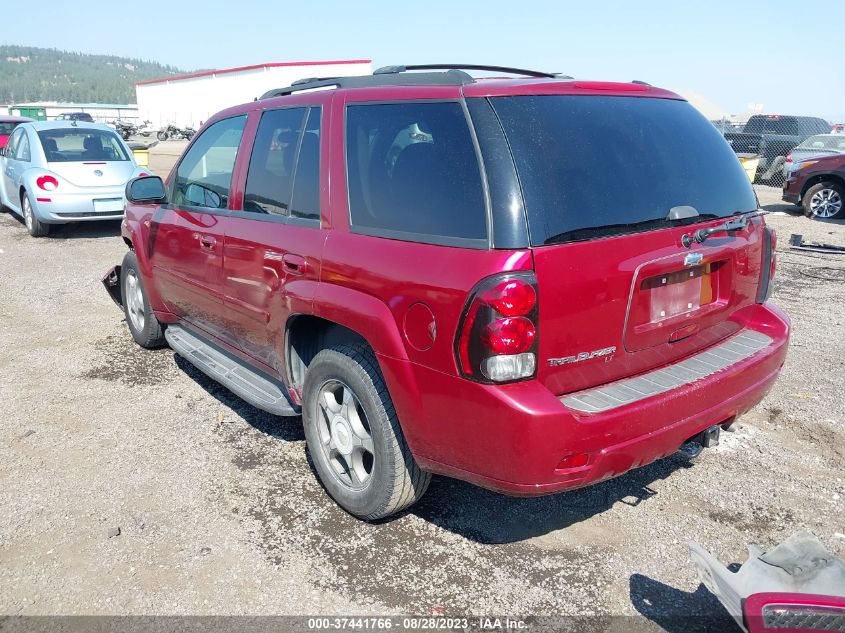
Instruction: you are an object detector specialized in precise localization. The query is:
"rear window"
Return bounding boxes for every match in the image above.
[0,122,21,135]
[489,96,757,245]
[346,101,487,245]
[37,129,129,162]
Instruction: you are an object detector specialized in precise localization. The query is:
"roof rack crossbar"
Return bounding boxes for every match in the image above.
[374,64,558,79]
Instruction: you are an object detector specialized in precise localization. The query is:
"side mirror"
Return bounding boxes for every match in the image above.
[126,175,167,204]
[183,182,222,209]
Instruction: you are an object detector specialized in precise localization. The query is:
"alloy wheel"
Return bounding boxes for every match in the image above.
[23,197,32,232]
[124,269,146,331]
[810,188,842,218]
[316,379,375,490]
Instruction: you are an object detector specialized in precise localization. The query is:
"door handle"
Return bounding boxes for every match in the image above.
[199,235,216,250]
[282,253,307,275]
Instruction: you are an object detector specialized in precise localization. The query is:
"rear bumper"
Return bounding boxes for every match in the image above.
[381,303,789,496]
[31,188,126,223]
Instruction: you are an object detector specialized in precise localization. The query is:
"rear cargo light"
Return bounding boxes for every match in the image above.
[138,172,150,177]
[36,175,58,191]
[456,272,539,383]
[757,226,777,303]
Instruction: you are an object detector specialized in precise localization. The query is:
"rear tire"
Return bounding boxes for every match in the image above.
[803,181,844,219]
[120,250,166,348]
[302,343,431,520]
[22,192,49,237]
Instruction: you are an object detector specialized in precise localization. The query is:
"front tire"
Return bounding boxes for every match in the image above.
[22,192,49,237]
[156,130,168,141]
[803,181,844,219]
[120,250,166,348]
[302,343,431,520]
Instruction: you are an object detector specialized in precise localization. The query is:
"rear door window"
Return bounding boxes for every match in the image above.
[242,106,323,222]
[173,115,247,210]
[290,108,321,221]
[488,96,758,245]
[345,101,487,245]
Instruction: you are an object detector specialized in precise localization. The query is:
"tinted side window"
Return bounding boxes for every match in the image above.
[244,108,306,215]
[346,102,487,242]
[290,107,321,221]
[173,115,246,210]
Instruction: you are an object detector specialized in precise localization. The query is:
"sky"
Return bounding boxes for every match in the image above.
[7,0,844,121]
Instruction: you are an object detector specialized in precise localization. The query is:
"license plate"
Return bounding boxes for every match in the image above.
[93,198,123,213]
[646,265,712,322]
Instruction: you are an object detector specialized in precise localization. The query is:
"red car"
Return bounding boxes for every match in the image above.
[782,153,845,219]
[104,65,789,520]
[0,115,34,149]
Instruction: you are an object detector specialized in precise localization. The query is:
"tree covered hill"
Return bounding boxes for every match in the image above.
[0,45,187,104]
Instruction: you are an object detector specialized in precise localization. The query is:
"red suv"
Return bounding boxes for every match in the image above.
[104,65,789,520]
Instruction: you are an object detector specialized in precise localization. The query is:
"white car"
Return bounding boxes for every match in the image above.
[0,121,148,236]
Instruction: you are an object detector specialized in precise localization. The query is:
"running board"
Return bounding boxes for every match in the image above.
[165,325,299,417]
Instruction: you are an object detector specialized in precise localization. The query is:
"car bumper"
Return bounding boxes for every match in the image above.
[31,187,126,223]
[381,303,790,496]
[782,173,804,204]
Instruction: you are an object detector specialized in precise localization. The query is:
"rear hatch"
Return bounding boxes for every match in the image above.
[37,127,135,187]
[489,94,764,396]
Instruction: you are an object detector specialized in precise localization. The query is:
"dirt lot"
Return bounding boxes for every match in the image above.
[0,177,842,630]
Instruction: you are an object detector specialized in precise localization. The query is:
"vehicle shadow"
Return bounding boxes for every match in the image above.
[629,573,742,633]
[407,452,696,544]
[174,352,699,544]
[761,202,801,214]
[173,354,304,442]
[45,220,123,239]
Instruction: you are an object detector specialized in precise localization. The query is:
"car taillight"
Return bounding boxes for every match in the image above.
[138,172,150,177]
[757,225,777,303]
[456,272,539,383]
[785,152,792,164]
[36,175,58,191]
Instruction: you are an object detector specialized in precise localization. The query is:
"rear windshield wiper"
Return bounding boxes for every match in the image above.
[682,210,768,247]
[543,208,720,246]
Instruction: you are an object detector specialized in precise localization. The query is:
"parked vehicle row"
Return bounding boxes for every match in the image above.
[93,65,788,520]
[156,123,196,141]
[0,121,148,236]
[722,114,832,185]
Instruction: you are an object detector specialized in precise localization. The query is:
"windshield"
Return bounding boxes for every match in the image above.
[488,95,757,245]
[37,128,130,162]
[798,135,845,151]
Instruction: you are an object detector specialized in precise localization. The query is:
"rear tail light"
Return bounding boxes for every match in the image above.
[757,225,777,303]
[456,272,539,383]
[785,152,793,165]
[36,175,58,191]
[138,171,150,177]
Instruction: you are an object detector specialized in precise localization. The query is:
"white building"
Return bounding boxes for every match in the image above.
[135,59,372,128]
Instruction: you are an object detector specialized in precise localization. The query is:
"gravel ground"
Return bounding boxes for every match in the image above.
[0,180,842,631]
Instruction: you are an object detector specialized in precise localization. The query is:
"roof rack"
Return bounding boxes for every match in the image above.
[373,64,559,78]
[259,64,566,100]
